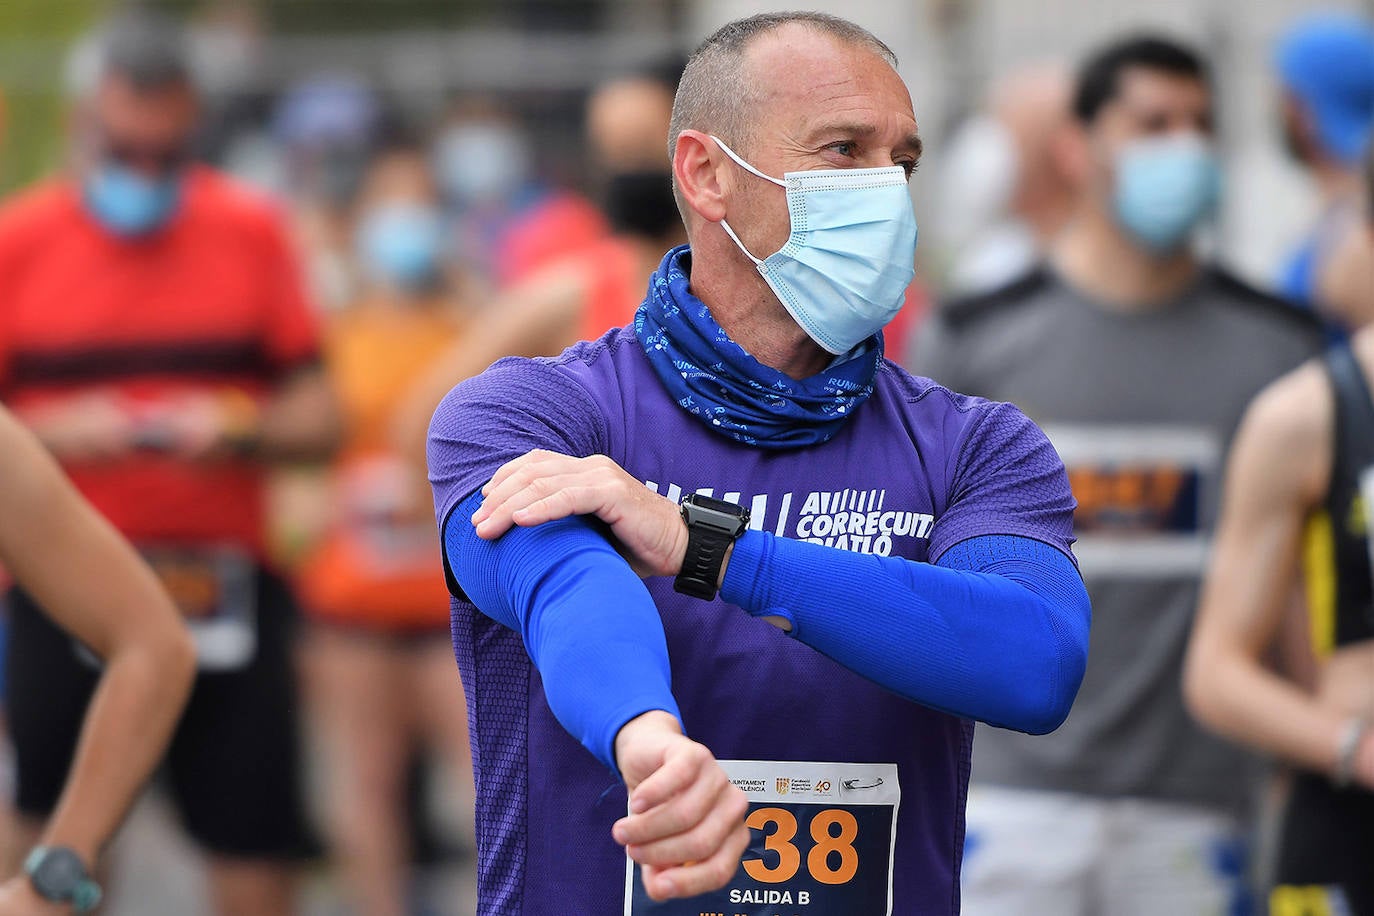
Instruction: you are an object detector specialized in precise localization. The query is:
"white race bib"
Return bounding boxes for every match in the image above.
[624,760,900,916]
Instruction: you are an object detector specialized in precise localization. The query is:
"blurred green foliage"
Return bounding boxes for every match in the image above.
[0,0,104,191]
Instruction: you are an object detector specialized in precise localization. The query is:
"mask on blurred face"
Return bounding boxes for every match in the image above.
[83,162,182,237]
[602,170,679,240]
[357,203,445,291]
[1112,134,1220,252]
[432,122,531,208]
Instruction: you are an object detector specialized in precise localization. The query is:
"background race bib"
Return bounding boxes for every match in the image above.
[74,544,257,672]
[625,760,900,916]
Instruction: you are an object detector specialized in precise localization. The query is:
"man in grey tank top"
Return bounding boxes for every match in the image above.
[912,35,1323,915]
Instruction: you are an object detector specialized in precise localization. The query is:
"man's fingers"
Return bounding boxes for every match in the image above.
[473,475,604,538]
[474,452,560,517]
[509,486,608,528]
[640,820,751,901]
[625,781,749,868]
[480,448,568,498]
[613,754,724,847]
[626,742,710,815]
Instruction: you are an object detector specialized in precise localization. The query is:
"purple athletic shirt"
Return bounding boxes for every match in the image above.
[429,326,1074,916]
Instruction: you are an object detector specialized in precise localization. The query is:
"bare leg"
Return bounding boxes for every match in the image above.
[206,857,297,916]
[306,627,412,916]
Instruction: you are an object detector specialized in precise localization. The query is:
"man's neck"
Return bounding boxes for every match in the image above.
[1051,206,1199,311]
[686,239,833,380]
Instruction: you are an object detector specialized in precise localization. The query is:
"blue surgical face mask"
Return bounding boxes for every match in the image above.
[1113,134,1220,252]
[712,136,918,355]
[357,203,445,291]
[83,162,182,237]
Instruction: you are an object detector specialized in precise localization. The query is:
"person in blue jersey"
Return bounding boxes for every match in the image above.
[428,12,1091,915]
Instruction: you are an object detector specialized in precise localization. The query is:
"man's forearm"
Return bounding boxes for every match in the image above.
[42,640,194,862]
[720,532,1090,734]
[1186,644,1361,780]
[252,367,343,461]
[445,490,682,772]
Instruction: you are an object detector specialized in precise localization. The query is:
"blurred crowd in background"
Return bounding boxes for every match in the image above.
[0,1,1370,915]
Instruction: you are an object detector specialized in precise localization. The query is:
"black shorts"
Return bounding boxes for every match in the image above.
[1272,772,1374,915]
[4,569,315,860]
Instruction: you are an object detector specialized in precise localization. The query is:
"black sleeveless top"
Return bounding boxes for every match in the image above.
[1305,344,1374,653]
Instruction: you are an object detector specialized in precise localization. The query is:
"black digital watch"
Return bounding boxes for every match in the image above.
[673,494,750,600]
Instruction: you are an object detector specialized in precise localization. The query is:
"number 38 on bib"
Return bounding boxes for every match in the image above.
[625,760,900,916]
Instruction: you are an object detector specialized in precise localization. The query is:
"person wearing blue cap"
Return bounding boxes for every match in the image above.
[1276,11,1374,333]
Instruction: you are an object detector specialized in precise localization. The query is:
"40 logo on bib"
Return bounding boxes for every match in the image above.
[625,761,899,916]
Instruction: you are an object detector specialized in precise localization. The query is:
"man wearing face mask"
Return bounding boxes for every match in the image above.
[915,36,1323,914]
[427,12,1090,914]
[0,15,339,916]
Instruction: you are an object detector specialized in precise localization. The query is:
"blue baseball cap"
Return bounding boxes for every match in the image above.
[1276,11,1374,165]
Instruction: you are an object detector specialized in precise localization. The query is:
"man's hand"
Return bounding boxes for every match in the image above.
[472,450,689,577]
[612,711,750,901]
[17,394,137,463]
[138,392,258,460]
[0,878,70,916]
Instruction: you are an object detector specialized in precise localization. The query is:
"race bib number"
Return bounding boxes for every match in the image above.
[75,545,257,672]
[625,760,899,916]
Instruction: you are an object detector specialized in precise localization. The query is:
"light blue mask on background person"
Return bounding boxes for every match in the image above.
[83,163,182,237]
[357,203,445,290]
[712,136,918,355]
[1113,134,1220,252]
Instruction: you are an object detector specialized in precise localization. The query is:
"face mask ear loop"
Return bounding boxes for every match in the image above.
[710,135,788,188]
[711,136,786,266]
[719,218,765,266]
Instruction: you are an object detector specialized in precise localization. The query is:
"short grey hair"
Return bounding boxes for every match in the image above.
[668,12,898,163]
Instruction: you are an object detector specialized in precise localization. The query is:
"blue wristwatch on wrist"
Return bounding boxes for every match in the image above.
[25,846,102,913]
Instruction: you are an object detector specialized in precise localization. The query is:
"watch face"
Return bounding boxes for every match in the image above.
[682,494,750,531]
[29,847,88,901]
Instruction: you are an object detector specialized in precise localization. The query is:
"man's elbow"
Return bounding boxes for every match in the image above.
[1016,643,1087,735]
[1181,637,1226,735]
[1004,607,1089,736]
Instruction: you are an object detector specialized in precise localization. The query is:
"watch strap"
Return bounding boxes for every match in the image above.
[674,520,734,600]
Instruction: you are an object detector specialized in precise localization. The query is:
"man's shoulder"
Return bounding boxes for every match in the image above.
[0,179,78,248]
[182,167,291,238]
[437,327,636,426]
[1200,266,1323,339]
[875,358,1019,425]
[933,266,1057,333]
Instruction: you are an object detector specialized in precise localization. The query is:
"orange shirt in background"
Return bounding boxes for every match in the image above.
[0,168,321,556]
[296,303,462,632]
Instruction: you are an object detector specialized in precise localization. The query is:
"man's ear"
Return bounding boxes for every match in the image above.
[672,129,728,224]
[1054,121,1094,190]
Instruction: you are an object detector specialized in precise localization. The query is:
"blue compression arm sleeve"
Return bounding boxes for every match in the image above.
[443,490,681,773]
[720,532,1089,734]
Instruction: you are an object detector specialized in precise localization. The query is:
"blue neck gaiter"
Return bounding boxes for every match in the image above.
[634,245,881,450]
